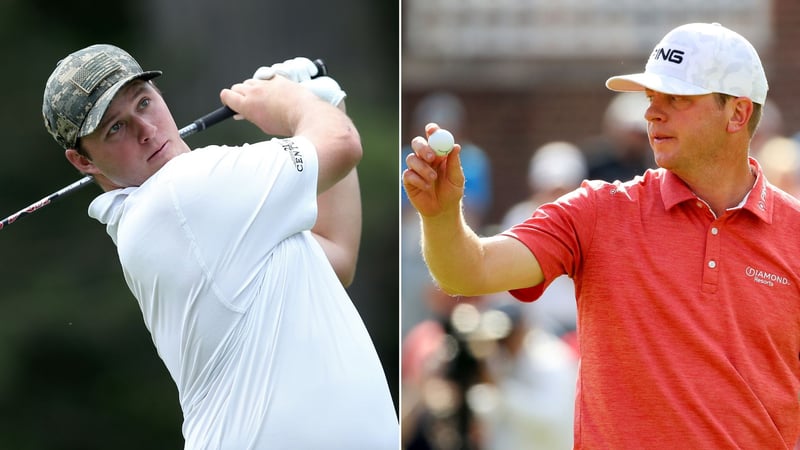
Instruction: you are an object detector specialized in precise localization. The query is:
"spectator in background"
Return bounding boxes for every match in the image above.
[401,293,577,450]
[581,92,653,182]
[501,141,588,229]
[742,101,793,197]
[750,101,784,154]
[472,300,577,450]
[754,136,800,198]
[401,289,489,450]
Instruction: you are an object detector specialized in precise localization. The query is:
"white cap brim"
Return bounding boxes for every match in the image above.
[606,73,712,97]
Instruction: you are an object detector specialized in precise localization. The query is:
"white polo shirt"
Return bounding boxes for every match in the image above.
[89,137,398,449]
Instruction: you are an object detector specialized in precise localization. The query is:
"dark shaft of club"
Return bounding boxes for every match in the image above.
[0,108,229,231]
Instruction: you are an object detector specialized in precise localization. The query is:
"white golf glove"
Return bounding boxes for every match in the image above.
[254,57,318,82]
[252,57,346,106]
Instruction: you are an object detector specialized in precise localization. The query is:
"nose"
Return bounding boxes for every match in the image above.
[644,100,664,123]
[134,116,157,144]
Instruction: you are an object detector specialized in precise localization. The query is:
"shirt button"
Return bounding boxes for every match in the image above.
[696,202,704,208]
[708,260,717,269]
[711,227,719,235]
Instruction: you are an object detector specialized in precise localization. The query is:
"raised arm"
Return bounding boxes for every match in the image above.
[219,76,362,193]
[307,96,363,287]
[219,70,363,286]
[402,124,543,296]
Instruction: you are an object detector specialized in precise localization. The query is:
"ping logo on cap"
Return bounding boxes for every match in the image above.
[651,47,685,64]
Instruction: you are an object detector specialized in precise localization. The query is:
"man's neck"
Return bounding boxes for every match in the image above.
[679,159,756,217]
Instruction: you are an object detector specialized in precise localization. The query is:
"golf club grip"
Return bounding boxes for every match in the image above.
[182,58,328,137]
[182,106,236,136]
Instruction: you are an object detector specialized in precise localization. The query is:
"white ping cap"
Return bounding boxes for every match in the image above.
[606,23,768,105]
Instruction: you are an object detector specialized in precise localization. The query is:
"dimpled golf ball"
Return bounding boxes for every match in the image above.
[428,129,455,156]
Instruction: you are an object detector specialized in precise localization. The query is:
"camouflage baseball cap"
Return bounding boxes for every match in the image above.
[42,44,162,149]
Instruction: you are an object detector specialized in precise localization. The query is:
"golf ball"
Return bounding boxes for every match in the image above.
[428,129,455,156]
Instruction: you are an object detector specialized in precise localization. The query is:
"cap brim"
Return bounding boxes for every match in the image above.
[606,73,712,97]
[78,70,162,138]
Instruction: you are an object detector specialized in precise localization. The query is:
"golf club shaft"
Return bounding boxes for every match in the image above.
[0,114,225,231]
[0,58,328,231]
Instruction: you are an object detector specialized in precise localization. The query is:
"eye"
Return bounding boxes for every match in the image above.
[138,97,151,109]
[108,122,122,135]
[669,95,692,109]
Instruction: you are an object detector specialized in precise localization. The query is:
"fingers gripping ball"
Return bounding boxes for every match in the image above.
[428,129,455,156]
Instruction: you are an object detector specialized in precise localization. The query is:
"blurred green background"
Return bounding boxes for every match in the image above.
[0,0,398,448]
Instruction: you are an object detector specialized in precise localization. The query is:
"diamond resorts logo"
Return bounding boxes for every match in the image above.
[745,266,790,287]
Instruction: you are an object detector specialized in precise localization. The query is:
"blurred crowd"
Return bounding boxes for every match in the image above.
[401,91,800,449]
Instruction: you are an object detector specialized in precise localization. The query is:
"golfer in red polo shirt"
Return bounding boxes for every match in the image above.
[403,22,800,449]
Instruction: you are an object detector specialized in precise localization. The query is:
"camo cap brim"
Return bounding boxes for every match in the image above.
[43,44,161,149]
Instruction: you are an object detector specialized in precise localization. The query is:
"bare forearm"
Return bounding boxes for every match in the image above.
[422,211,546,296]
[264,84,361,194]
[405,123,544,297]
[296,104,361,194]
[420,203,487,296]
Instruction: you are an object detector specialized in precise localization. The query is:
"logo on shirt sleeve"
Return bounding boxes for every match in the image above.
[279,138,304,172]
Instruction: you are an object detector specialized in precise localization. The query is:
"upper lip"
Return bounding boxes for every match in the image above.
[649,129,672,141]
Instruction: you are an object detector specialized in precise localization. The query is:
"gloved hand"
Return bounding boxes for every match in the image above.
[252,57,346,107]
[300,76,346,107]
[253,57,319,82]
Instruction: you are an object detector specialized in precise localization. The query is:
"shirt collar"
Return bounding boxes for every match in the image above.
[660,157,772,223]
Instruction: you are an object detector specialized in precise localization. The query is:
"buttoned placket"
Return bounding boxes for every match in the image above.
[698,200,722,294]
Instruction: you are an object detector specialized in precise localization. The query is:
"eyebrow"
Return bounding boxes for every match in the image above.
[97,81,151,132]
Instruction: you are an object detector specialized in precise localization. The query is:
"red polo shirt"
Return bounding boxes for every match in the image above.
[504,158,800,449]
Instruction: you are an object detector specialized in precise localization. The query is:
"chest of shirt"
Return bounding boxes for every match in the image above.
[578,198,800,350]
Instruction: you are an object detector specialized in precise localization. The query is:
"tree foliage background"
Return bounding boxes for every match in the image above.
[0,0,398,447]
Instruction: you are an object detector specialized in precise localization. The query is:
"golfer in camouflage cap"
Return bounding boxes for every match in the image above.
[42,44,161,150]
[36,43,399,449]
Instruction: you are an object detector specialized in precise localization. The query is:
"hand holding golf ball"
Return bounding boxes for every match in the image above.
[428,129,455,156]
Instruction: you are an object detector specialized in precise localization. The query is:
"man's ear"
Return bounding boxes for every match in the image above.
[65,148,100,175]
[727,97,753,134]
